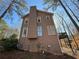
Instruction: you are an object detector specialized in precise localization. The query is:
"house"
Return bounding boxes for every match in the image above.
[19,6,62,55]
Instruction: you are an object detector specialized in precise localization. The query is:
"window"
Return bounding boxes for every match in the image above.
[24,18,28,25]
[38,19,40,22]
[37,16,42,36]
[46,16,49,19]
[37,16,41,23]
[22,27,28,37]
[47,25,56,35]
[25,21,28,23]
[37,25,42,36]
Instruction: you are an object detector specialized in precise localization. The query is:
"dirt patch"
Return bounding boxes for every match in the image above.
[0,50,76,59]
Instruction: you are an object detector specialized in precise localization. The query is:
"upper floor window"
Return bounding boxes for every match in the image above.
[24,18,28,25]
[46,16,49,20]
[25,20,28,24]
[37,25,42,36]
[22,27,28,37]
[37,16,41,23]
[47,25,56,35]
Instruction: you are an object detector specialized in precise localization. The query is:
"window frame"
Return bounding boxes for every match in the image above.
[37,25,43,36]
[37,16,41,23]
[22,27,28,37]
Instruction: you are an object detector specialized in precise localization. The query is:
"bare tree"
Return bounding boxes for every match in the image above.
[43,0,79,32]
[64,0,79,22]
[71,0,79,10]
[56,13,75,54]
[0,0,28,19]
[0,19,8,39]
[57,13,78,54]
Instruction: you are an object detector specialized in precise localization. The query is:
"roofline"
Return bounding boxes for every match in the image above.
[22,9,53,19]
[22,13,29,19]
[37,10,53,15]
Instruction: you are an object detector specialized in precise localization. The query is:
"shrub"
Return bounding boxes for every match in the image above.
[0,34,18,51]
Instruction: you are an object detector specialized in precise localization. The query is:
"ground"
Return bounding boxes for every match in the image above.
[62,47,79,59]
[0,50,76,59]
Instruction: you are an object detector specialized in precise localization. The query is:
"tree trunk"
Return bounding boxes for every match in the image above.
[63,18,79,49]
[62,21,76,55]
[57,13,79,49]
[57,15,75,54]
[59,0,79,32]
[0,0,14,19]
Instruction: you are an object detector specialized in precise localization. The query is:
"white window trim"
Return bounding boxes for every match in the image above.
[22,27,28,37]
[37,25,42,36]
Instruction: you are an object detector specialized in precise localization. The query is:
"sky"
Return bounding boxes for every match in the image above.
[3,0,46,30]
[1,0,79,34]
[27,0,44,10]
[3,0,53,30]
